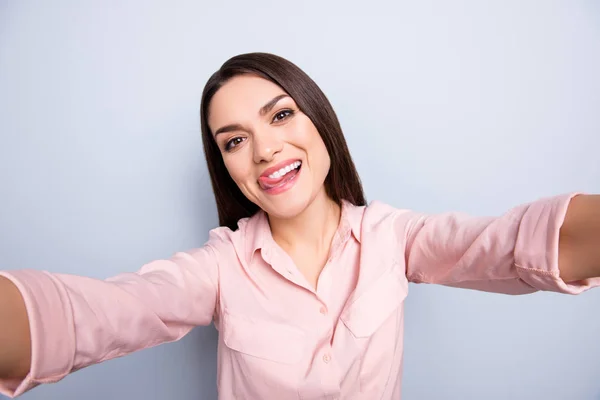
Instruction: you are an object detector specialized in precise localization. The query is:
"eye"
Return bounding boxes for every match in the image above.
[272,109,294,123]
[225,137,245,151]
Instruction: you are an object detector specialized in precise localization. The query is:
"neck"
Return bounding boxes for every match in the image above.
[268,190,341,255]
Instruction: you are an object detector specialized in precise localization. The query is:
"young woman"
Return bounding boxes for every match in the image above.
[0,52,599,400]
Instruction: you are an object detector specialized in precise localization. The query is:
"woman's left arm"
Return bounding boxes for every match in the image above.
[559,195,600,282]
[395,192,600,295]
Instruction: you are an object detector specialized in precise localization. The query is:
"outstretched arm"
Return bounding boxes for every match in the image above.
[400,192,600,294]
[0,245,219,398]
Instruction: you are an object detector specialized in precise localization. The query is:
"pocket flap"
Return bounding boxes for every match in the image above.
[341,265,408,338]
[222,311,306,364]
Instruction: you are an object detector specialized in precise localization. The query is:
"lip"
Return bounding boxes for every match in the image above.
[259,159,302,178]
[260,164,302,195]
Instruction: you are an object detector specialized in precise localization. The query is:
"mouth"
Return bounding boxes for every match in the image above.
[258,160,302,193]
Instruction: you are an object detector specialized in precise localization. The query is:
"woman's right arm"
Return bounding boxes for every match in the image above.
[0,276,32,379]
[0,244,220,398]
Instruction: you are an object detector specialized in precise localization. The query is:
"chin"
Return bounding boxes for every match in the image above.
[252,188,314,220]
[264,196,311,220]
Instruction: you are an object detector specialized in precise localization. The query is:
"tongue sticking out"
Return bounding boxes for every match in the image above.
[258,166,300,190]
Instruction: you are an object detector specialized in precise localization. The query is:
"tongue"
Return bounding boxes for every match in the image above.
[258,168,299,189]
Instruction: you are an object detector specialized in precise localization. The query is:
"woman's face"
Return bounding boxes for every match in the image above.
[208,74,331,219]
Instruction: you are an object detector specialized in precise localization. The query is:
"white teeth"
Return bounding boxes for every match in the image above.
[268,161,301,179]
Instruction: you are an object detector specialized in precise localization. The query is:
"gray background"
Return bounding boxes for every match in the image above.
[1,1,599,399]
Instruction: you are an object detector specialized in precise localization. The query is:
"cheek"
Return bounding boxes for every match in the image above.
[318,144,331,178]
[323,148,331,170]
[308,130,330,172]
[223,157,250,186]
[294,117,328,158]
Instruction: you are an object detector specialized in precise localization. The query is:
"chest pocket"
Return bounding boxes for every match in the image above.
[340,262,408,338]
[222,310,306,364]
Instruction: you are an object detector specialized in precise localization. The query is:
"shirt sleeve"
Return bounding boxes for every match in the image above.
[0,244,219,398]
[399,193,600,295]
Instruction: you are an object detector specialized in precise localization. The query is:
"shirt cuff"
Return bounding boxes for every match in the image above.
[0,270,76,397]
[514,192,600,294]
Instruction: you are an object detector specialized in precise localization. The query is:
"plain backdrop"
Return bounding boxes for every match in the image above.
[1,1,599,399]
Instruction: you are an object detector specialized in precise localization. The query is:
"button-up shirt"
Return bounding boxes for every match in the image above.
[1,193,598,399]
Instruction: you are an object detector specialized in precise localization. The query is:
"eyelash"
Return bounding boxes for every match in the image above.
[272,109,294,122]
[225,137,244,151]
[224,109,295,151]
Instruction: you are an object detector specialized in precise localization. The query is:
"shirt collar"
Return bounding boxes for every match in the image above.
[341,199,363,244]
[244,209,271,262]
[243,199,364,263]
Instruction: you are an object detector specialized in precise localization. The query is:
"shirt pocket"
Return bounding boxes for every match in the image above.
[222,310,306,364]
[340,262,408,338]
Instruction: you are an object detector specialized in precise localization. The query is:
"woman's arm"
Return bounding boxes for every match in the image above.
[0,276,31,379]
[559,195,600,282]
[0,244,220,398]
[397,192,600,295]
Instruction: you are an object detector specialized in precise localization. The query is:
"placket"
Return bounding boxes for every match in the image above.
[260,246,314,292]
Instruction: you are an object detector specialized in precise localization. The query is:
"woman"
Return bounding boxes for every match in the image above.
[0,52,599,399]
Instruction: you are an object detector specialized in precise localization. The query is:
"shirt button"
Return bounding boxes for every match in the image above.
[322,353,331,363]
[319,306,327,315]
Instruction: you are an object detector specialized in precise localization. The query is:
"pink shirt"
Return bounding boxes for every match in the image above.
[1,193,598,399]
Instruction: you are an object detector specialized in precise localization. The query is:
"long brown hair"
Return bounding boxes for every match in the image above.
[200,52,366,230]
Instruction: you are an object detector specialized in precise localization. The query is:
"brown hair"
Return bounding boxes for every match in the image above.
[200,52,366,230]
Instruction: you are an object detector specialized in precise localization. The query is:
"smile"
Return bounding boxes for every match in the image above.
[258,161,302,194]
[268,161,301,179]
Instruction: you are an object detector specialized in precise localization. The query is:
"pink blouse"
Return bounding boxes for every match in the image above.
[1,193,598,399]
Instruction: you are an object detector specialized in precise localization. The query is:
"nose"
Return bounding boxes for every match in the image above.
[253,128,283,164]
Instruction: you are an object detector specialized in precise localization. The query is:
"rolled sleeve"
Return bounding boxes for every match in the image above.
[0,270,75,397]
[514,192,600,294]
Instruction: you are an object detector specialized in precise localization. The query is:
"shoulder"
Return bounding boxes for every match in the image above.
[208,212,259,240]
[361,200,413,226]
[354,200,422,241]
[205,221,243,251]
[203,213,261,260]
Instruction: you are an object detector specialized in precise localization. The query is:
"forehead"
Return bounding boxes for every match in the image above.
[208,75,288,128]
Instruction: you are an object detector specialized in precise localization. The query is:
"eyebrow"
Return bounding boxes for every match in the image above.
[213,94,290,137]
[259,94,289,116]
